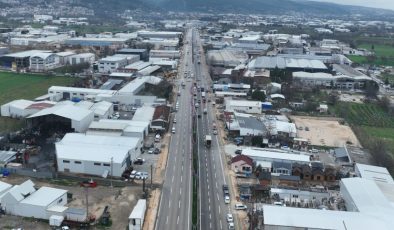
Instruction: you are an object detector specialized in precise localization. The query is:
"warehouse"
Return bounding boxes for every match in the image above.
[87,119,148,139]
[65,37,130,48]
[354,163,394,184]
[207,50,248,67]
[69,53,95,65]
[56,133,142,177]
[149,50,180,59]
[0,180,68,220]
[117,48,149,61]
[48,86,116,101]
[137,31,182,39]
[29,52,60,72]
[28,103,94,133]
[242,147,310,164]
[248,56,328,72]
[225,99,262,114]
[1,99,55,118]
[98,56,128,73]
[0,50,51,70]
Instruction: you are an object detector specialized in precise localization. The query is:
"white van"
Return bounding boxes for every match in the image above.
[234,203,247,210]
[154,134,161,142]
[172,127,176,134]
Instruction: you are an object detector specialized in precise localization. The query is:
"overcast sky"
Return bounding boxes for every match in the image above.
[313,0,394,10]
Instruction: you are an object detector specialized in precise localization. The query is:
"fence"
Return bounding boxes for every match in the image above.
[1,167,54,179]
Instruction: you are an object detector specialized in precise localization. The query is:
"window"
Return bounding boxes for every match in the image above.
[58,198,63,203]
[63,160,70,163]
[103,163,110,167]
[249,107,252,109]
[132,219,136,225]
[74,161,82,164]
[94,162,101,166]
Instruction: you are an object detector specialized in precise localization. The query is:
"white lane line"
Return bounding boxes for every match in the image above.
[219,205,221,214]
[166,216,168,225]
[177,215,179,225]
[216,182,218,189]
[178,200,181,209]
[169,200,171,208]
[180,188,182,195]
[214,172,217,179]
[217,193,219,201]
[181,175,183,182]
[209,205,210,211]
[172,175,174,183]
[220,220,223,230]
[210,222,212,229]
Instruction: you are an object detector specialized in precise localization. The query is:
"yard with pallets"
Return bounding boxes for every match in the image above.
[0,71,77,132]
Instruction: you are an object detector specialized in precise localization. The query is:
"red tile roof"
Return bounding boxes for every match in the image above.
[231,154,253,166]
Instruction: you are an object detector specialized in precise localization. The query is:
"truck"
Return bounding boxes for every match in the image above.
[205,135,212,148]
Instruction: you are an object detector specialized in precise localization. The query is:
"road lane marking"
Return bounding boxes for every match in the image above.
[217,193,219,201]
[166,216,168,224]
[177,215,179,225]
[220,220,223,230]
[179,200,181,209]
[172,175,174,183]
[180,188,182,195]
[169,200,171,208]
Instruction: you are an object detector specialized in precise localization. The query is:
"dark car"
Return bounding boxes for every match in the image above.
[134,158,145,165]
[154,148,160,154]
[235,149,242,155]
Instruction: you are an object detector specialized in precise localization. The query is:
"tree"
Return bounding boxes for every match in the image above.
[251,89,266,102]
[371,44,375,50]
[378,96,391,112]
[364,81,379,98]
[384,78,390,85]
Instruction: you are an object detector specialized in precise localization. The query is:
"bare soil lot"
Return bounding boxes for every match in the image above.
[0,175,144,230]
[291,116,361,148]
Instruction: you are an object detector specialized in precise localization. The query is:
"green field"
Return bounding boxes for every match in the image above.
[0,72,77,132]
[348,44,394,66]
[335,102,394,128]
[362,126,394,155]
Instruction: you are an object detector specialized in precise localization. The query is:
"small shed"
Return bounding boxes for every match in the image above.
[129,199,147,230]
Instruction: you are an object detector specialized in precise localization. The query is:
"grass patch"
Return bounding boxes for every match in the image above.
[348,44,394,66]
[0,71,77,132]
[334,102,394,128]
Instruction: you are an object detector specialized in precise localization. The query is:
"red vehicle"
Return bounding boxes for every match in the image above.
[80,179,97,188]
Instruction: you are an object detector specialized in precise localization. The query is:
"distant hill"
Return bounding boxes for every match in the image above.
[146,0,394,16]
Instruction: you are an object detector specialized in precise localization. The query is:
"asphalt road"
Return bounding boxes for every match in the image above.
[156,28,194,230]
[192,29,232,230]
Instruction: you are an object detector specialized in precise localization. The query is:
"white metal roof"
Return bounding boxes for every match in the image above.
[48,86,115,95]
[89,121,128,130]
[355,163,394,184]
[56,133,140,163]
[263,205,388,230]
[20,186,67,207]
[118,76,162,94]
[2,99,34,110]
[226,99,261,108]
[109,72,134,78]
[242,147,310,163]
[129,199,146,219]
[7,179,36,202]
[99,119,149,129]
[132,106,155,122]
[28,104,93,121]
[0,180,12,194]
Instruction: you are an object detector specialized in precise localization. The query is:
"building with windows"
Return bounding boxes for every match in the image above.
[29,52,59,72]
[56,133,142,177]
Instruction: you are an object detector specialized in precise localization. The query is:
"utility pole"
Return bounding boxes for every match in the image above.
[110,157,113,188]
[150,164,153,189]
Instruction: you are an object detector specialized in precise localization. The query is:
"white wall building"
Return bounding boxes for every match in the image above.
[98,56,128,73]
[0,180,68,220]
[30,52,59,72]
[242,147,310,164]
[69,53,95,65]
[225,99,262,114]
[56,133,142,177]
[1,100,56,118]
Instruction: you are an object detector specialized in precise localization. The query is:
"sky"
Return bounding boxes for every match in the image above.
[313,0,394,10]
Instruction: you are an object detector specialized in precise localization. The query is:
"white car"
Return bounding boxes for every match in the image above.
[172,127,176,133]
[224,195,230,204]
[213,130,218,135]
[234,203,247,210]
[228,222,235,230]
[226,213,233,222]
[129,170,137,179]
[135,172,148,180]
[173,118,177,123]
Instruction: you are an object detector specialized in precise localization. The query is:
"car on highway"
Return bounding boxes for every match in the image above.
[223,185,230,196]
[173,118,177,123]
[172,127,176,133]
[134,158,145,165]
[224,195,230,204]
[228,222,235,229]
[227,213,233,222]
[213,130,218,135]
[195,103,199,108]
[234,203,247,210]
[135,172,148,180]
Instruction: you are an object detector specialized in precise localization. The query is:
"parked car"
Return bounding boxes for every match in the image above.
[135,172,148,180]
[234,203,247,210]
[224,195,230,204]
[228,222,235,229]
[129,170,137,179]
[172,127,176,134]
[154,148,160,154]
[235,149,242,155]
[213,130,218,135]
[134,158,145,165]
[173,118,177,123]
[148,148,155,154]
[227,213,233,222]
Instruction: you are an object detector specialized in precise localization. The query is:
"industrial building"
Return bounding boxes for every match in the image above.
[149,50,180,59]
[242,147,310,164]
[98,56,129,73]
[29,52,60,72]
[137,31,182,39]
[207,50,248,67]
[69,53,95,65]
[28,102,94,133]
[48,86,116,102]
[1,100,55,118]
[65,37,130,48]
[56,133,142,177]
[248,56,328,72]
[117,48,149,61]
[87,119,149,139]
[0,180,68,220]
[262,164,394,230]
[0,50,51,70]
[225,99,262,114]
